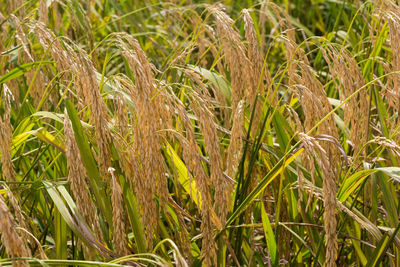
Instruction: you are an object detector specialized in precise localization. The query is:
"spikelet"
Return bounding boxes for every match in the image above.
[0,194,31,267]
[64,112,104,243]
[108,168,129,256]
[0,88,16,184]
[210,5,252,118]
[299,133,338,267]
[322,46,369,163]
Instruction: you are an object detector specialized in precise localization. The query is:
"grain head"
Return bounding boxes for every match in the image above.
[299,133,338,267]
[0,194,31,266]
[109,167,129,256]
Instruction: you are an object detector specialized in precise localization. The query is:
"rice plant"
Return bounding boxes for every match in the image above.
[1,0,400,266]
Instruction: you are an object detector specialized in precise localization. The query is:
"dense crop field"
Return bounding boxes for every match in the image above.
[1,0,400,266]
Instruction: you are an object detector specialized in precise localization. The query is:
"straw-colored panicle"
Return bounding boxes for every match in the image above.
[242,9,268,134]
[108,168,129,256]
[373,136,400,158]
[243,9,263,101]
[189,92,232,223]
[210,6,252,118]
[322,46,369,163]
[12,16,48,107]
[64,113,104,243]
[35,22,112,177]
[299,133,338,267]
[273,5,337,139]
[0,88,17,184]
[34,22,75,71]
[116,89,158,248]
[173,96,216,266]
[116,34,170,248]
[4,187,27,237]
[376,1,400,135]
[226,100,244,178]
[0,194,31,267]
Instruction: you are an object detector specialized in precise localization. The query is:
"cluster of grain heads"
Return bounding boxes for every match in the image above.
[0,194,31,267]
[116,33,171,248]
[299,133,338,267]
[35,21,112,178]
[242,9,273,132]
[272,4,340,173]
[1,91,47,261]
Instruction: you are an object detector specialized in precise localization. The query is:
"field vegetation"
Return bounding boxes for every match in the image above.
[1,0,400,266]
